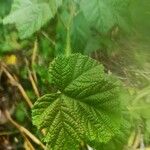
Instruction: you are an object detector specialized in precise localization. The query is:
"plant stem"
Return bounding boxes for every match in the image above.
[5,110,46,150]
[31,39,38,84]
[80,141,89,150]
[64,2,76,56]
[25,58,40,98]
[65,28,71,56]
[1,64,33,108]
[28,68,40,97]
[41,31,56,46]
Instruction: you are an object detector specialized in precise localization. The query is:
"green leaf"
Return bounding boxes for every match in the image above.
[80,0,130,33]
[48,0,62,16]
[0,0,12,18]
[32,54,122,149]
[3,0,62,39]
[71,12,91,52]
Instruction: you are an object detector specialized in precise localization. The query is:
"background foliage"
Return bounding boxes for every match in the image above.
[0,0,150,149]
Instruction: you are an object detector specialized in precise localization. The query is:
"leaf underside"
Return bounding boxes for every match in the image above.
[32,54,122,150]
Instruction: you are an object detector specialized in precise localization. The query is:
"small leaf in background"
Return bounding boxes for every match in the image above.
[71,12,91,52]
[0,0,12,18]
[3,0,62,39]
[80,0,130,33]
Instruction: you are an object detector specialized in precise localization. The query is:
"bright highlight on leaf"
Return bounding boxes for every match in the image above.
[3,0,62,39]
[32,54,122,149]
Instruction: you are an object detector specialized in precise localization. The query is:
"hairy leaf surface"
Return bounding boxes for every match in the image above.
[32,54,122,149]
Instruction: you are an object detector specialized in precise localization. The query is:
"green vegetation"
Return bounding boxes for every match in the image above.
[32,54,122,149]
[0,0,149,149]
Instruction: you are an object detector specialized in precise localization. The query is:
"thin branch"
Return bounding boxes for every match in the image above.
[133,130,141,149]
[31,39,38,70]
[128,131,136,147]
[22,133,35,150]
[28,69,40,98]
[0,131,18,136]
[31,40,38,84]
[25,58,40,98]
[4,111,35,150]
[4,110,46,150]
[41,31,56,46]
[17,84,33,108]
[1,64,33,108]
